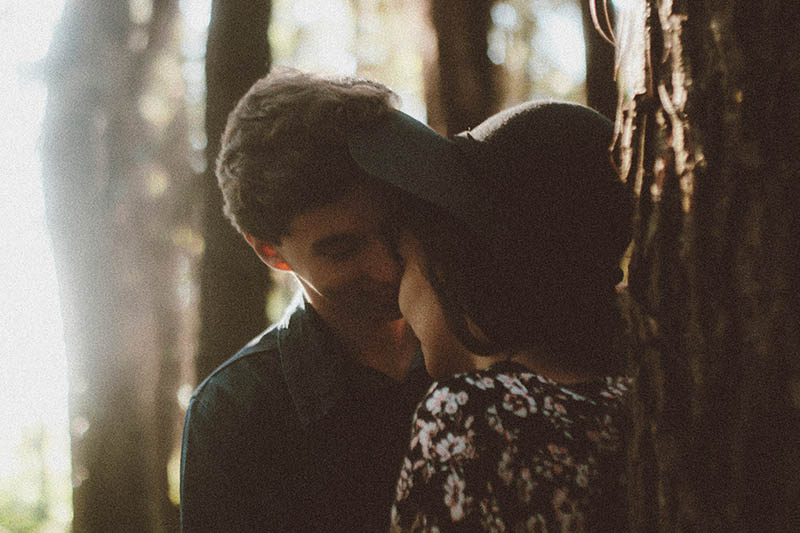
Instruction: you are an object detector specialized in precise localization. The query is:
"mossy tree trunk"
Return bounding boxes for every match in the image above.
[617,1,800,530]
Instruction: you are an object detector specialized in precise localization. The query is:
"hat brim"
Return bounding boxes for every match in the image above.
[347,110,480,220]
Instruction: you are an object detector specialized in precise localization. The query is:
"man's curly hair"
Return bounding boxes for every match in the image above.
[217,67,398,243]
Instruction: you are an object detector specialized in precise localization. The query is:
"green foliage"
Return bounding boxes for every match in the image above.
[0,425,72,532]
[0,497,45,533]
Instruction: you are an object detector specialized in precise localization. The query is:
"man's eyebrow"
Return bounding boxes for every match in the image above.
[310,233,363,254]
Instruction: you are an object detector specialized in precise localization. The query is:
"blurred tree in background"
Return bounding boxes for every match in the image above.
[41,0,193,529]
[616,0,800,530]
[580,0,615,119]
[195,0,273,384]
[427,0,499,135]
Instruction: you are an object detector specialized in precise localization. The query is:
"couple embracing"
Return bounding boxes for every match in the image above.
[180,67,632,532]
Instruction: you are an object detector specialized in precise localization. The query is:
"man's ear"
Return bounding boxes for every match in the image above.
[244,234,293,272]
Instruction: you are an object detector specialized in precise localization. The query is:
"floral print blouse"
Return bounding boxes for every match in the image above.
[390,361,630,532]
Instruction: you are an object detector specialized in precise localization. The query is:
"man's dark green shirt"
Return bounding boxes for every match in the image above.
[180,292,431,532]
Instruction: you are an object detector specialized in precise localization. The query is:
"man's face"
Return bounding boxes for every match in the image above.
[271,185,403,323]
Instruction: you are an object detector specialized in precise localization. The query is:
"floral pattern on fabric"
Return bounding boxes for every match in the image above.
[390,361,630,532]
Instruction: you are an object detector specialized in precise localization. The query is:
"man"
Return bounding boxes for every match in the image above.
[180,68,431,532]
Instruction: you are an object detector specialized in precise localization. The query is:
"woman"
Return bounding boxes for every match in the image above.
[349,101,633,531]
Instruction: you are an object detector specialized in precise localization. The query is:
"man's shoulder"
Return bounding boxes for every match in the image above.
[188,326,284,412]
[188,293,310,410]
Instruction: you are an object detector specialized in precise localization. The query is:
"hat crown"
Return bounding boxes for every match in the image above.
[456,102,626,260]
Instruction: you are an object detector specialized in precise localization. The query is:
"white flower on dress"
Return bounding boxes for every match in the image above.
[478,493,507,532]
[434,432,469,462]
[523,513,548,532]
[497,374,529,395]
[516,466,535,503]
[415,420,440,459]
[502,392,535,417]
[497,448,514,486]
[395,457,414,500]
[456,390,469,405]
[442,389,469,415]
[425,387,469,418]
[486,405,508,437]
[463,414,475,430]
[464,375,495,390]
[552,486,584,531]
[557,385,587,402]
[443,471,471,522]
[575,463,589,488]
[425,387,451,416]
[547,443,570,464]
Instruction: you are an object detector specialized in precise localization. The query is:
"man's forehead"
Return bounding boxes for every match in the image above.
[284,186,392,241]
[309,231,363,254]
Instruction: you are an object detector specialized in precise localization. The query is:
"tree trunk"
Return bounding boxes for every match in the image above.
[581,0,617,120]
[42,1,186,530]
[426,0,500,135]
[617,1,800,530]
[196,0,273,381]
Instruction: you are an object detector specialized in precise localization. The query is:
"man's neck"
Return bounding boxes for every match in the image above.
[314,307,418,382]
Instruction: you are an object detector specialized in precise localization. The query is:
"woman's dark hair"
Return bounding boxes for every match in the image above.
[400,200,504,355]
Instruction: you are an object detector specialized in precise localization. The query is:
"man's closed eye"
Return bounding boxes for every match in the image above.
[313,235,367,261]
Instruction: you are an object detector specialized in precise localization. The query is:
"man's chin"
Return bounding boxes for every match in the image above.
[327,285,401,322]
[366,301,403,322]
[347,296,402,323]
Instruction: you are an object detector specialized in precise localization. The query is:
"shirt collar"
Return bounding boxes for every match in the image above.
[275,291,428,427]
[273,292,346,427]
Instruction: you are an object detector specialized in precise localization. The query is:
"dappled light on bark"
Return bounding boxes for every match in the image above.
[616,1,800,530]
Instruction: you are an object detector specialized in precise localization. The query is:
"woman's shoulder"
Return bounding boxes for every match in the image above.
[424,361,630,401]
[416,363,545,420]
[416,362,630,434]
[422,363,529,399]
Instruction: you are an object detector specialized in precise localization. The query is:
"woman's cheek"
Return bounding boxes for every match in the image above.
[398,271,409,317]
[398,264,433,341]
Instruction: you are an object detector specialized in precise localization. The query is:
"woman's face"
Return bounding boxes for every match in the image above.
[396,231,477,378]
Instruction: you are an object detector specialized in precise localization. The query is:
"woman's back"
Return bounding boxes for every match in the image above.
[391,361,630,532]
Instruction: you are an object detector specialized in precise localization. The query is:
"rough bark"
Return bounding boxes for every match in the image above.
[426,0,500,135]
[42,1,185,530]
[617,1,800,530]
[196,0,272,381]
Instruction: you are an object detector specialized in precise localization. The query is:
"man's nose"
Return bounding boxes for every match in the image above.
[364,236,402,284]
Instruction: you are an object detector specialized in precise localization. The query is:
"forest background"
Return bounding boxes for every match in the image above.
[1,0,797,531]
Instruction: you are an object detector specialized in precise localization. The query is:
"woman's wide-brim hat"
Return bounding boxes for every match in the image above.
[347,108,491,231]
[347,101,629,257]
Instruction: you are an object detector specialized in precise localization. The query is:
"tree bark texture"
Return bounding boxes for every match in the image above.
[426,0,500,135]
[196,0,273,382]
[42,1,187,530]
[617,1,800,530]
